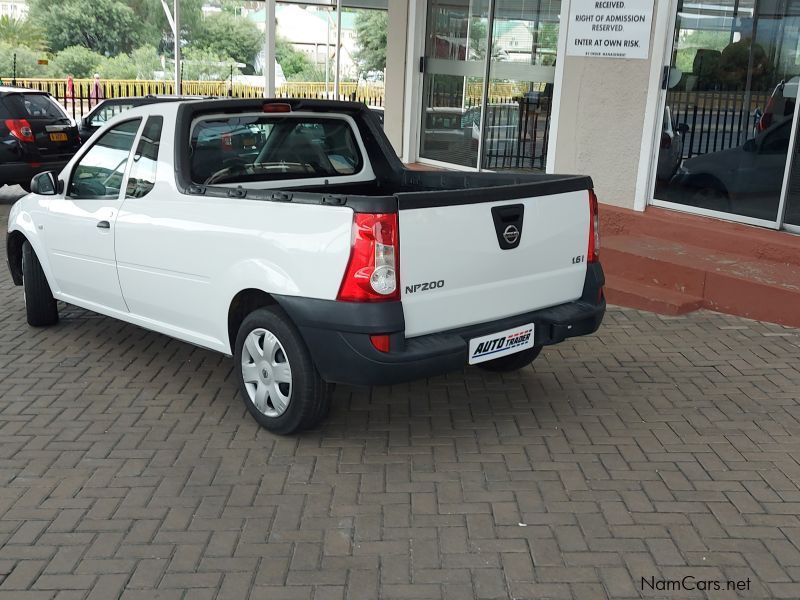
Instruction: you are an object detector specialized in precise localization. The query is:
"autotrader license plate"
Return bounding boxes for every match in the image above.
[49,132,68,142]
[468,323,535,365]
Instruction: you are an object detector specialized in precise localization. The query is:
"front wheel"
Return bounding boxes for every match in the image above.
[478,346,542,373]
[22,241,59,327]
[234,306,331,434]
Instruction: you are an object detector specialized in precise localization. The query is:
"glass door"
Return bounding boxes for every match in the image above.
[653,0,800,228]
[419,0,490,168]
[482,0,560,171]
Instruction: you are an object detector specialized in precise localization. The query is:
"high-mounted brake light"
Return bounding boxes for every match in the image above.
[337,213,399,302]
[5,119,34,143]
[588,190,600,263]
[263,103,292,113]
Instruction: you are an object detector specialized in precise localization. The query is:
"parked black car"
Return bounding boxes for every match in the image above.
[78,95,205,141]
[0,87,80,191]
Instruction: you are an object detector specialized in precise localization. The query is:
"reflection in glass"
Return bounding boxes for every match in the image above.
[483,0,559,171]
[419,0,489,168]
[655,0,800,223]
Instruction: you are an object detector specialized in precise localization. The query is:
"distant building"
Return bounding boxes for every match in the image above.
[0,0,28,19]
[248,4,358,79]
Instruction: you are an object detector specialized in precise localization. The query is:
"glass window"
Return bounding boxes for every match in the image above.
[4,93,68,120]
[655,0,800,224]
[126,116,163,199]
[69,119,141,200]
[91,103,135,126]
[189,115,363,185]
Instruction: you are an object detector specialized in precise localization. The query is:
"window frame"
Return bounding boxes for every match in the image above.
[89,102,137,127]
[67,117,144,201]
[187,111,376,190]
[124,115,164,200]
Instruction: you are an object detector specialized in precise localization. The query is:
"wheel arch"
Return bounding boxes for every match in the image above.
[683,173,730,197]
[227,288,280,354]
[6,230,26,286]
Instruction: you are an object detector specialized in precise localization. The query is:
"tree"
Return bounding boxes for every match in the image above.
[128,0,205,55]
[51,45,106,78]
[275,37,313,79]
[99,54,138,79]
[29,0,142,55]
[0,43,48,78]
[192,12,262,67]
[0,16,46,51]
[353,10,387,79]
[130,46,163,78]
[181,46,240,80]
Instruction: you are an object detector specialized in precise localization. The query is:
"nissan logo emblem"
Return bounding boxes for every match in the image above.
[503,225,520,245]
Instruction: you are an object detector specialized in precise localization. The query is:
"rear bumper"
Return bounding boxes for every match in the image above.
[275,263,606,386]
[0,160,68,187]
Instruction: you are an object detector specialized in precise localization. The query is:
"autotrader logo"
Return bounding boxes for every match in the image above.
[471,328,532,360]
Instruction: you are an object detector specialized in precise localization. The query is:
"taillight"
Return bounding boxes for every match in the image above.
[5,119,34,143]
[588,190,600,263]
[337,212,399,302]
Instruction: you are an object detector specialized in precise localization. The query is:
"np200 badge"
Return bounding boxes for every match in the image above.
[405,280,445,294]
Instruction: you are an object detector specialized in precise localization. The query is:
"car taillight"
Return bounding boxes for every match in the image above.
[5,119,34,143]
[588,190,600,263]
[660,132,672,149]
[337,212,399,302]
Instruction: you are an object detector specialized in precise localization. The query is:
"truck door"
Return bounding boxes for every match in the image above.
[43,118,142,312]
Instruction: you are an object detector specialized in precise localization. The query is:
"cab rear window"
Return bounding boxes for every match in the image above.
[189,114,363,185]
[2,94,68,120]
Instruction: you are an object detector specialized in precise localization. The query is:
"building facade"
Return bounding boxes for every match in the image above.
[0,0,28,19]
[380,0,800,235]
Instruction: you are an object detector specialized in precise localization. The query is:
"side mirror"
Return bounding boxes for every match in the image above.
[30,171,59,196]
[81,117,90,129]
[677,123,690,135]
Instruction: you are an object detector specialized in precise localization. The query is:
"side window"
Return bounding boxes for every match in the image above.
[69,119,141,200]
[91,103,134,126]
[126,116,163,199]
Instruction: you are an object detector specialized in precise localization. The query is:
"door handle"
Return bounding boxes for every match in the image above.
[97,220,110,229]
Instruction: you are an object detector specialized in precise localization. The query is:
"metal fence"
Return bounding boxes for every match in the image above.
[666,89,771,160]
[8,78,386,121]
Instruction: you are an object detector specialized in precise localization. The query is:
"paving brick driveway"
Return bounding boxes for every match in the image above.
[2,203,800,599]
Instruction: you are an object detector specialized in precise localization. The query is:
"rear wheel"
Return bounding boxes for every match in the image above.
[478,346,542,373]
[234,306,331,434]
[21,241,59,327]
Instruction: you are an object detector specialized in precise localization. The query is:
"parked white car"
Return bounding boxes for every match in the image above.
[6,99,605,434]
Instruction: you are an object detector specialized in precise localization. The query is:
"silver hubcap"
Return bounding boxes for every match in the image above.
[241,328,292,418]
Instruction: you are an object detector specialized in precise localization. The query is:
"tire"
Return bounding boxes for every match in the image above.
[21,241,59,327]
[478,345,542,373]
[689,183,731,213]
[234,306,331,434]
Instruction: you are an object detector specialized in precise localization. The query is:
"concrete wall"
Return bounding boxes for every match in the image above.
[552,0,662,210]
[384,0,409,156]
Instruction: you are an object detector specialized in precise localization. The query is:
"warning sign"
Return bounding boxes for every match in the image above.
[566,0,654,60]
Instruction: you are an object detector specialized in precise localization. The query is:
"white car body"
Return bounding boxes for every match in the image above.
[7,98,605,431]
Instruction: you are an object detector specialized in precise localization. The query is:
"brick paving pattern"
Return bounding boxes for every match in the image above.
[2,204,800,599]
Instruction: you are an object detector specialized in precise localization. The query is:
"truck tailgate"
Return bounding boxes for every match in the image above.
[398,188,591,338]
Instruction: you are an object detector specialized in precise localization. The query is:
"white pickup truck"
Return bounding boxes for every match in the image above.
[6,99,605,434]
